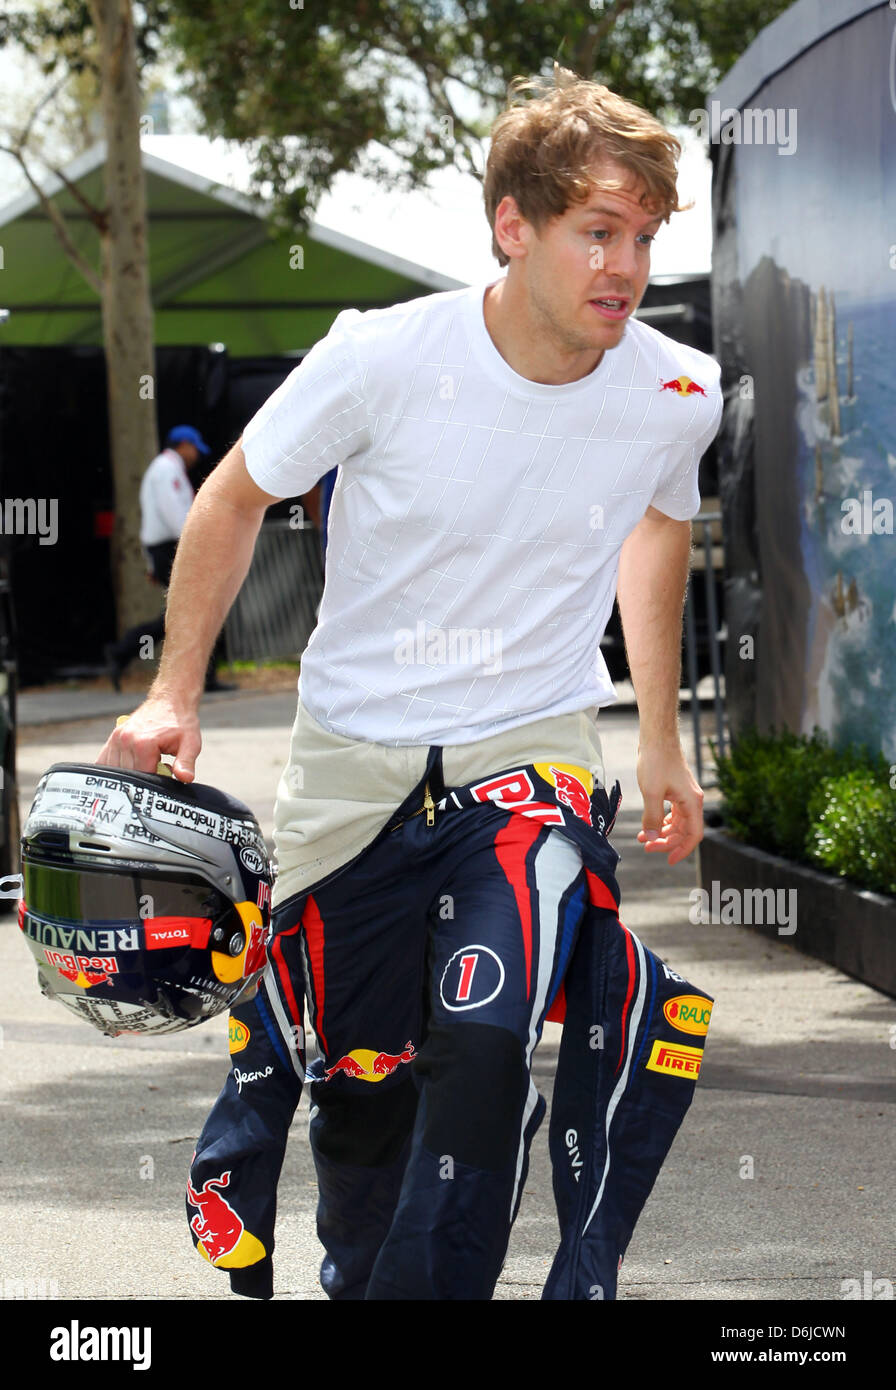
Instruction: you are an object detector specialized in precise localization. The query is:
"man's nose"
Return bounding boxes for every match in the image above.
[602,236,639,284]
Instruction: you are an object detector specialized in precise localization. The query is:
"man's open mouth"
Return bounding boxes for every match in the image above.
[589,297,630,319]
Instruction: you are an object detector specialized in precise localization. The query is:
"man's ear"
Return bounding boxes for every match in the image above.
[494,194,534,262]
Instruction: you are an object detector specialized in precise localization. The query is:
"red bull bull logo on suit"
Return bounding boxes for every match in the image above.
[533,763,594,827]
[324,1041,417,1082]
[466,762,597,827]
[186,1167,266,1268]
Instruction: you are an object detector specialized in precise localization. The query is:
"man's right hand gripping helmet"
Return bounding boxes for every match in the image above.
[19,762,274,1038]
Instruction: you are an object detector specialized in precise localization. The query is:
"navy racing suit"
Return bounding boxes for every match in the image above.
[186,751,713,1300]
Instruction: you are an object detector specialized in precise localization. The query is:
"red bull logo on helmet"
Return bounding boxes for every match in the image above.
[243,919,268,976]
[186,1168,266,1268]
[659,375,707,397]
[324,1041,417,1082]
[210,906,268,985]
[44,948,118,989]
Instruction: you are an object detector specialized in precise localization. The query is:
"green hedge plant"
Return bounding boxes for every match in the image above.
[711,727,894,895]
[806,770,896,896]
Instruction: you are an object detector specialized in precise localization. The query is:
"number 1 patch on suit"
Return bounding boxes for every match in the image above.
[439,945,505,1011]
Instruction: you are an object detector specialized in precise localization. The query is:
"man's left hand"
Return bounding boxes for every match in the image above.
[635,739,704,866]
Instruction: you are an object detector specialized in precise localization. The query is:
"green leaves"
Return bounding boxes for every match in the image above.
[807,771,896,896]
[2,0,794,230]
[713,727,896,895]
[157,0,796,225]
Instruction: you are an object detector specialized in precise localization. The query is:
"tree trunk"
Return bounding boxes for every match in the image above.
[88,0,161,637]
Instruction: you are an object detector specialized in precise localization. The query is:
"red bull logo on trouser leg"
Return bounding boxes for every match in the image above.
[324,1041,416,1082]
[187,1167,266,1268]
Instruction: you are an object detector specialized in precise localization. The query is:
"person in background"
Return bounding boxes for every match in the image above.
[104,425,235,694]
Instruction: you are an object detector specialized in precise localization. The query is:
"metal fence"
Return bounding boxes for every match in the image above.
[224,519,324,663]
[683,509,727,786]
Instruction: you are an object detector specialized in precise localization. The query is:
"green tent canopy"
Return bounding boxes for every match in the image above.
[0,143,465,354]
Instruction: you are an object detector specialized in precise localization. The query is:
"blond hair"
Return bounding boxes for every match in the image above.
[484,62,685,266]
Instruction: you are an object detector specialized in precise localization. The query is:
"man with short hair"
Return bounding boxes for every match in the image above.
[97,65,722,1300]
[105,425,234,693]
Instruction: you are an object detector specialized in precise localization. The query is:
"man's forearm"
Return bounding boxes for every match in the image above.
[616,511,691,744]
[150,484,265,706]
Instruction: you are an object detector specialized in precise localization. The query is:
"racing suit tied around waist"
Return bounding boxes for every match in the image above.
[186,710,713,1300]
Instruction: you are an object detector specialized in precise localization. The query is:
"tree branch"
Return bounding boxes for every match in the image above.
[6,64,108,226]
[15,70,70,148]
[572,0,638,77]
[45,160,109,228]
[0,142,104,295]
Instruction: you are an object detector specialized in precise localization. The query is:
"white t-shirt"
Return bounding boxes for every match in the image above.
[139,448,194,546]
[242,278,723,746]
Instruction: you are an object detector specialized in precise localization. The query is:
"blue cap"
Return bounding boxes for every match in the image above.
[166,424,211,456]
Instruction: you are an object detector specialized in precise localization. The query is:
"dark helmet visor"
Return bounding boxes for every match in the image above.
[22,859,231,927]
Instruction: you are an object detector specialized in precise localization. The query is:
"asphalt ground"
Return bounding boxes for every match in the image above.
[3,677,894,1322]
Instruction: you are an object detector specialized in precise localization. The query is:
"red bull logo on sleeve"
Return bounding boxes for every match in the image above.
[44,949,118,989]
[324,1041,417,1082]
[534,763,594,826]
[186,1168,266,1268]
[659,375,707,397]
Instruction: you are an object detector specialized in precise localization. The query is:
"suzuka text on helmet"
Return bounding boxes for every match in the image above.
[19,763,273,1037]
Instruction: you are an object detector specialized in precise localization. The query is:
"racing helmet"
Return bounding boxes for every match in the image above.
[19,762,273,1037]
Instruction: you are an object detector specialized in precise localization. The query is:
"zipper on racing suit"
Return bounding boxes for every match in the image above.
[390,778,436,831]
